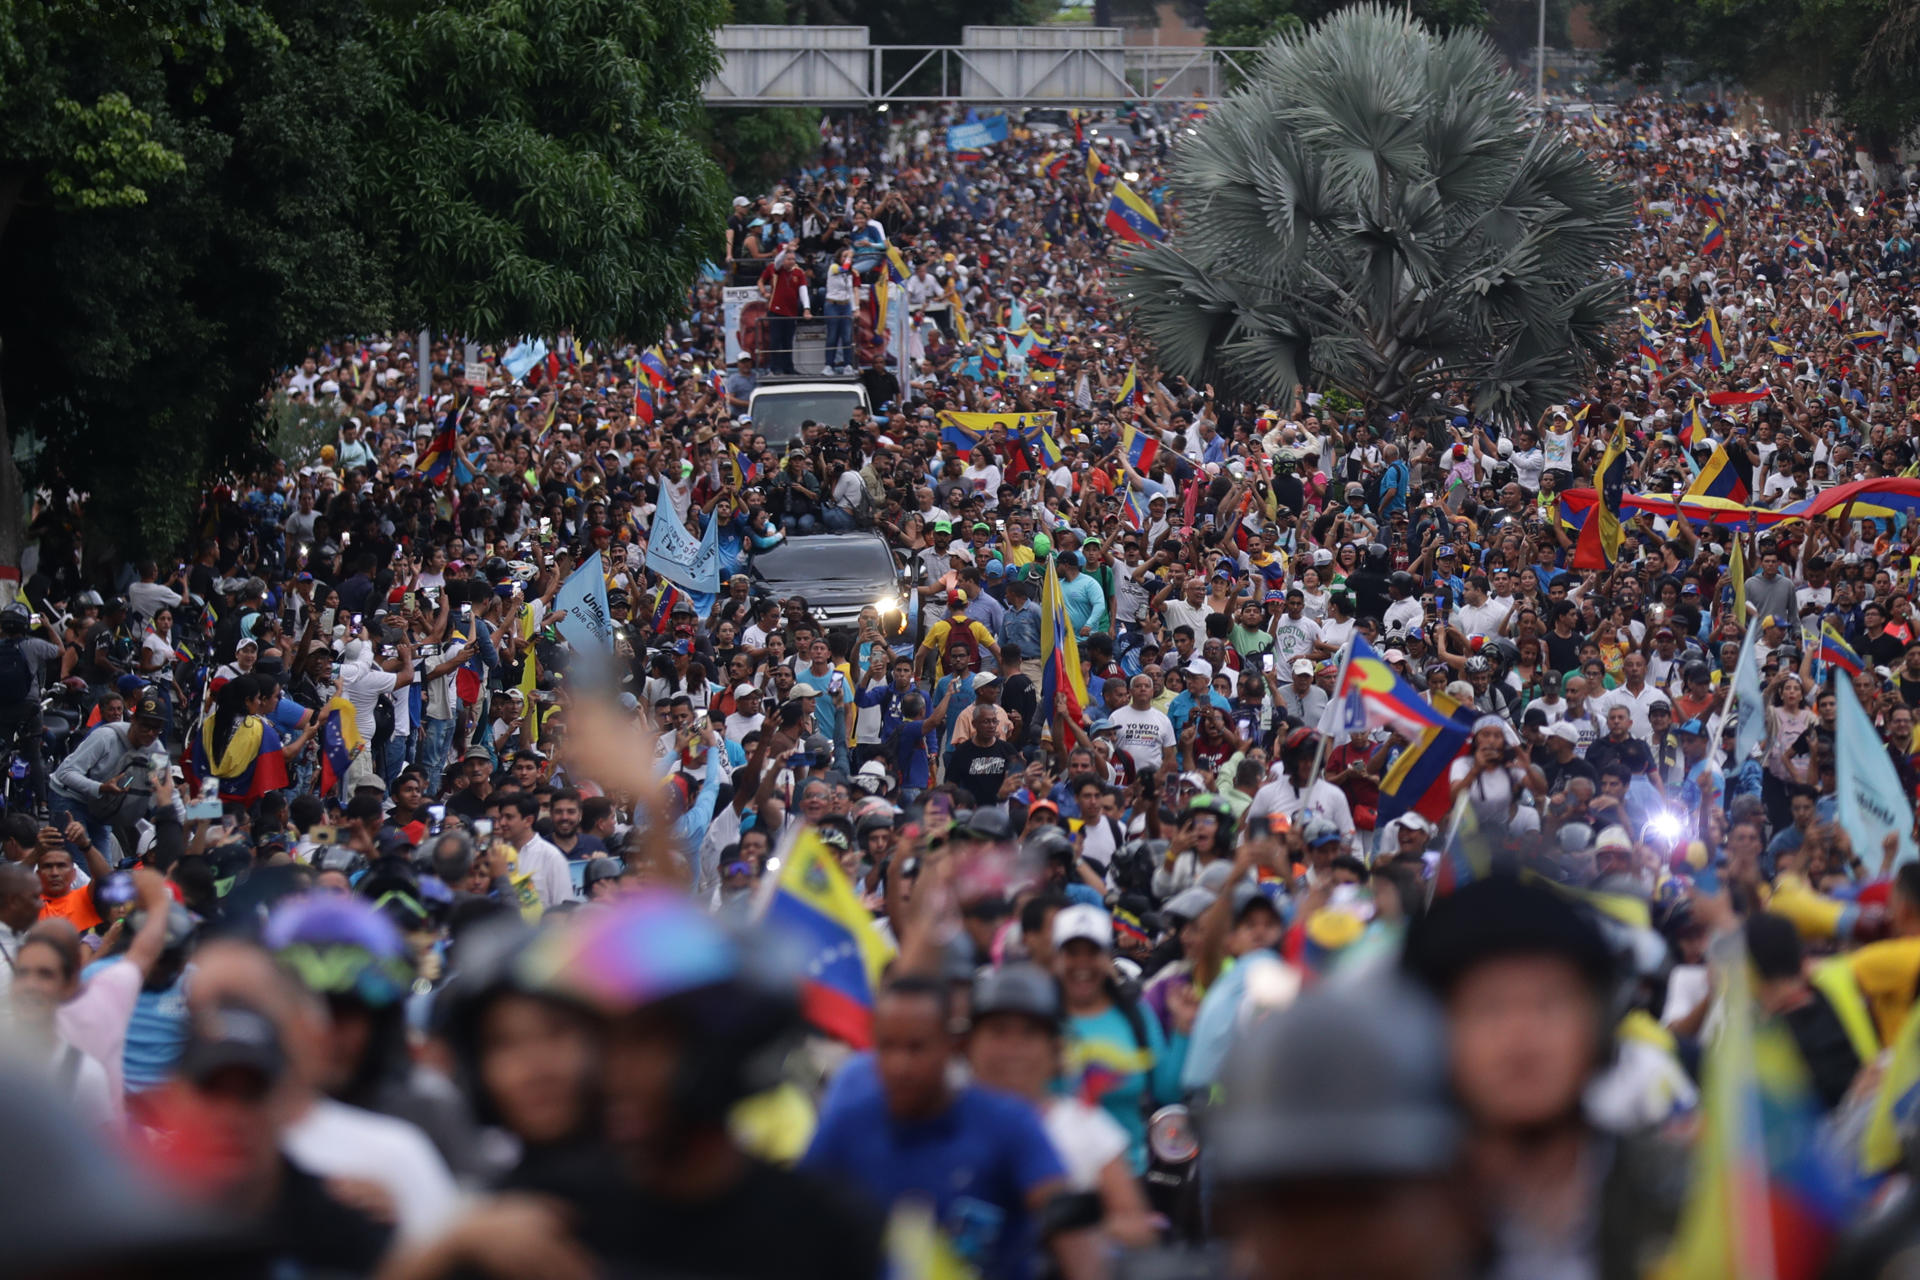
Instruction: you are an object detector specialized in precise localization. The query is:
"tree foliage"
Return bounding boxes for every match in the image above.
[1206,0,1490,49]
[1123,5,1632,425]
[1591,0,1920,150]
[0,0,732,558]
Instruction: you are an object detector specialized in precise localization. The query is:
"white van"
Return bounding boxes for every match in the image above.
[746,380,871,452]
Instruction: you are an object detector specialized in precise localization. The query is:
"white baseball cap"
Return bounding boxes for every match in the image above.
[1291,657,1314,676]
[733,684,761,699]
[1052,903,1114,951]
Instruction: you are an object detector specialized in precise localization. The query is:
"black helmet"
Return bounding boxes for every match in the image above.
[1481,637,1520,675]
[1682,660,1711,685]
[1364,543,1390,574]
[971,962,1061,1026]
[0,603,28,636]
[1388,570,1418,595]
[854,812,895,846]
[1023,825,1076,866]
[1214,974,1459,1185]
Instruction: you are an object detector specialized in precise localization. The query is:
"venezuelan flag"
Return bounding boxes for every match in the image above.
[1637,311,1662,371]
[1040,556,1092,724]
[1820,622,1863,678]
[418,424,459,483]
[1043,151,1073,180]
[1036,430,1064,468]
[886,243,912,286]
[1653,961,1862,1280]
[191,714,291,805]
[1702,309,1727,368]
[317,696,361,795]
[1686,441,1754,504]
[1849,330,1888,349]
[1377,692,1476,824]
[1121,422,1160,471]
[1827,298,1846,324]
[1788,233,1810,253]
[1572,421,1628,569]
[649,582,687,633]
[1122,488,1148,530]
[761,827,894,1047]
[1104,181,1166,245]
[1084,145,1104,194]
[632,388,655,425]
[1117,365,1142,409]
[1680,400,1710,449]
[638,347,673,389]
[1700,218,1725,257]
[1771,339,1795,367]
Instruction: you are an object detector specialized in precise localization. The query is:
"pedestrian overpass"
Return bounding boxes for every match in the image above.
[702,26,1259,107]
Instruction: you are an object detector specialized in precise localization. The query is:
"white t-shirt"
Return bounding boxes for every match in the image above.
[1105,705,1176,770]
[1044,1096,1130,1192]
[1163,599,1210,639]
[1270,614,1320,664]
[343,663,398,737]
[282,1099,458,1243]
[1449,756,1526,826]
[1451,599,1509,638]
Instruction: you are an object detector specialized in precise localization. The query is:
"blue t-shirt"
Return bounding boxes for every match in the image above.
[1065,1002,1188,1171]
[802,1055,1064,1280]
[81,957,189,1092]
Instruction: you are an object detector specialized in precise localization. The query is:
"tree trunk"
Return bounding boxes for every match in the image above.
[0,170,29,603]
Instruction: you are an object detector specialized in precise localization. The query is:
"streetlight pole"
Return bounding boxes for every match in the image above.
[1535,0,1546,104]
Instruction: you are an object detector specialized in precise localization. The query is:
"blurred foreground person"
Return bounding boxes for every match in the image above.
[381,893,882,1280]
[1403,876,1683,1280]
[1211,975,1481,1280]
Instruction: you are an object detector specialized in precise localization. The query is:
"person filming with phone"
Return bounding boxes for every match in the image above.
[50,689,173,858]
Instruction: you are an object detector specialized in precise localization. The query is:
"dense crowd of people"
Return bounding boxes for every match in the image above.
[12,86,1920,1280]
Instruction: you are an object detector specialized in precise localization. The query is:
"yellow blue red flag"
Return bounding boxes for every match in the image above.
[760,827,895,1048]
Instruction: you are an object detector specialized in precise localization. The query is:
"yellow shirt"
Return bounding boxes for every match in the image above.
[1765,872,1850,942]
[1847,936,1920,1047]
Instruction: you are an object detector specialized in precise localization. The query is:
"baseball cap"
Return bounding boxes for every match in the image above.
[176,1003,287,1089]
[1188,657,1213,677]
[971,672,1001,690]
[733,684,761,699]
[790,682,821,697]
[1291,657,1314,676]
[1547,722,1582,744]
[1674,717,1708,737]
[1052,903,1114,951]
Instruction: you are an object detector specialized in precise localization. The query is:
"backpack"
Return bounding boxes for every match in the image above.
[0,638,33,704]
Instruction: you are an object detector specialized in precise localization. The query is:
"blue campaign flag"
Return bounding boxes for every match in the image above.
[644,498,720,595]
[1732,616,1767,771]
[551,551,615,651]
[945,115,1009,152]
[1835,672,1918,868]
[501,337,549,382]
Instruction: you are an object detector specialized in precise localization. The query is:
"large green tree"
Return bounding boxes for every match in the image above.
[1591,0,1920,154]
[0,0,730,563]
[1123,5,1631,425]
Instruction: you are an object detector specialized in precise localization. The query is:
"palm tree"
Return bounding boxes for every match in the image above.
[1122,5,1632,425]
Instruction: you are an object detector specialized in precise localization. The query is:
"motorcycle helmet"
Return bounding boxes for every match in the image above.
[1388,570,1418,595]
[971,962,1062,1026]
[1364,543,1390,574]
[519,894,801,1124]
[0,603,28,636]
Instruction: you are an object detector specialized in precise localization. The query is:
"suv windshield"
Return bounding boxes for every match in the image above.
[751,536,894,586]
[749,389,864,447]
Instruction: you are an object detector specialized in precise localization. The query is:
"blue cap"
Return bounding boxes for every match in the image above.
[1058,550,1082,568]
[1437,544,1456,558]
[1675,717,1708,737]
[984,560,1006,577]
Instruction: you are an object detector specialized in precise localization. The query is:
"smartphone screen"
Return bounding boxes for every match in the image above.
[474,818,494,840]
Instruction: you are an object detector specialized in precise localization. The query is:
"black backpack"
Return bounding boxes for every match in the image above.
[0,638,33,704]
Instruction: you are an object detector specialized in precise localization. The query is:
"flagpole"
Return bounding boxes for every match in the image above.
[1302,638,1354,800]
